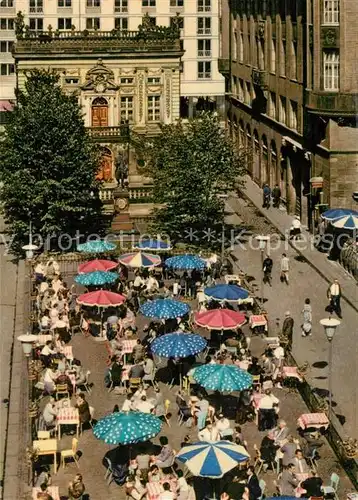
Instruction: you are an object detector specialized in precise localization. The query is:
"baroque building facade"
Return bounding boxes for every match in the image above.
[219,0,358,226]
[12,17,183,229]
[0,0,225,118]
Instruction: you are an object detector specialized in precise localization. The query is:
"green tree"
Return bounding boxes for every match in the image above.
[138,112,247,245]
[0,69,103,255]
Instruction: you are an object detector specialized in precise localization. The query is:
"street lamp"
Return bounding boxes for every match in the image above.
[320,317,341,419]
[22,219,38,260]
[17,334,38,357]
[256,235,270,305]
[217,194,229,264]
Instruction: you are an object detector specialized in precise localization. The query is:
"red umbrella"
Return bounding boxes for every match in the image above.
[77,290,126,308]
[194,309,246,330]
[78,259,118,273]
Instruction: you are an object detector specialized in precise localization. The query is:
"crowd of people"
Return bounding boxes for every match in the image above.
[29,254,333,500]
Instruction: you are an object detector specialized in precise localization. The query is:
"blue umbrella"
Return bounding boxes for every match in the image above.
[93,411,162,445]
[176,441,249,478]
[331,214,358,230]
[133,239,172,251]
[204,284,249,302]
[165,254,207,270]
[193,364,253,392]
[140,298,190,319]
[77,240,116,253]
[151,332,207,358]
[74,271,119,286]
[322,208,358,221]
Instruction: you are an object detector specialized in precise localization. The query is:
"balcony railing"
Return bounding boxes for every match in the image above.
[198,5,211,12]
[197,49,211,57]
[99,187,115,201]
[29,6,43,13]
[218,58,230,74]
[197,28,211,35]
[114,5,128,12]
[305,90,358,116]
[98,186,153,204]
[198,72,211,79]
[251,69,268,89]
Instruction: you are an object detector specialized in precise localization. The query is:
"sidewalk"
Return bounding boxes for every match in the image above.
[239,175,358,312]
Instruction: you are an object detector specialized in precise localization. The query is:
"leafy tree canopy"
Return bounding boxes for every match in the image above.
[0,69,103,255]
[137,112,246,246]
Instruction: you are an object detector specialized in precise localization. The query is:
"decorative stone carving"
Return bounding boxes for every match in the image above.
[321,27,339,47]
[138,72,145,121]
[165,74,171,119]
[257,20,265,38]
[148,68,162,75]
[81,59,119,92]
[147,86,161,93]
[120,86,136,94]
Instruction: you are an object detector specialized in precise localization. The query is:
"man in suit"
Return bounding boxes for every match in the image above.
[279,464,299,496]
[327,279,342,318]
[246,465,262,500]
[301,470,323,497]
[282,311,294,350]
[292,449,309,473]
[272,420,290,446]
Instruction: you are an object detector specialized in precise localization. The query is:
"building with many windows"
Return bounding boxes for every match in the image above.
[0,0,225,117]
[12,17,183,229]
[219,0,358,225]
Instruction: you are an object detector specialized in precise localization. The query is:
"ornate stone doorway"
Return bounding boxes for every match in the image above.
[91,97,108,127]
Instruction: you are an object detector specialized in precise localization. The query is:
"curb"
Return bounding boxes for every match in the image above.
[236,188,358,315]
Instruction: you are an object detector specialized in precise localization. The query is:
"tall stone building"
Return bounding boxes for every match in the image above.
[12,16,183,230]
[219,0,358,226]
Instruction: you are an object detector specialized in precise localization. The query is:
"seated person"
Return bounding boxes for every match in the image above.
[40,312,51,332]
[68,473,85,500]
[122,393,134,412]
[301,470,323,497]
[135,395,154,414]
[142,355,155,382]
[292,449,309,473]
[214,413,232,438]
[42,397,57,429]
[259,432,277,469]
[110,338,123,358]
[40,341,56,367]
[148,464,162,483]
[109,356,123,387]
[72,359,86,386]
[198,422,219,442]
[134,445,151,475]
[43,365,58,394]
[132,340,146,364]
[176,469,190,500]
[55,369,73,395]
[125,473,146,500]
[129,361,145,379]
[154,436,175,468]
[159,482,176,500]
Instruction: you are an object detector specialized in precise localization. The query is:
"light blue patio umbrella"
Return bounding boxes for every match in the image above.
[165,254,207,270]
[77,240,116,253]
[140,298,190,319]
[321,208,358,221]
[133,239,172,251]
[193,364,253,392]
[204,284,249,303]
[74,271,119,286]
[176,441,250,478]
[93,411,162,445]
[150,332,207,358]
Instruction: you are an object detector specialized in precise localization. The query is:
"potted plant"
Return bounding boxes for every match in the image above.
[342,438,358,459]
[29,402,39,418]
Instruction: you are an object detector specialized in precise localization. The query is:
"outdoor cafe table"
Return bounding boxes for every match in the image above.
[282,366,303,382]
[297,413,329,430]
[57,407,80,439]
[32,486,60,500]
[62,345,73,361]
[224,274,241,284]
[249,314,268,331]
[121,339,137,363]
[32,439,58,474]
[146,478,177,500]
[37,334,53,345]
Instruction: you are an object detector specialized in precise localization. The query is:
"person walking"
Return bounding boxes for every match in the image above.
[280,253,290,285]
[272,184,281,208]
[301,298,312,337]
[263,254,273,286]
[262,184,271,209]
[327,279,342,318]
[282,311,294,351]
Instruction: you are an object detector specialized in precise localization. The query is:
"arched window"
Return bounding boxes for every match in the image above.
[262,135,268,184]
[96,147,113,182]
[246,124,252,173]
[91,97,108,127]
[253,129,260,180]
[271,139,279,186]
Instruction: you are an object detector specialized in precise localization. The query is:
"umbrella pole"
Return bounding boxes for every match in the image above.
[95,309,106,342]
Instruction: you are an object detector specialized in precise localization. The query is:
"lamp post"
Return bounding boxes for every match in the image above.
[17,334,38,357]
[217,194,229,264]
[256,235,270,305]
[319,317,341,419]
[22,219,38,260]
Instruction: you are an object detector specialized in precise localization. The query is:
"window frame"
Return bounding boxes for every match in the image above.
[114,0,128,13]
[197,17,211,35]
[142,0,156,7]
[147,95,161,122]
[197,0,211,12]
[86,0,101,7]
[0,62,14,75]
[114,17,128,30]
[197,60,212,79]
[197,38,211,57]
[0,0,14,7]
[86,17,100,29]
[323,0,339,25]
[170,0,184,7]
[0,18,14,30]
[28,18,43,31]
[58,0,72,6]
[120,96,134,123]
[323,50,339,90]
[57,17,72,30]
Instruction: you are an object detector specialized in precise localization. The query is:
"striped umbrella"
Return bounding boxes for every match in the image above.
[93,411,162,445]
[193,364,253,392]
[78,259,118,273]
[74,271,119,286]
[140,298,190,319]
[321,208,358,221]
[118,251,161,268]
[176,441,249,478]
[331,214,358,230]
[77,240,116,253]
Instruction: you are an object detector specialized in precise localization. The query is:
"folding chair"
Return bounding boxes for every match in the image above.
[77,370,92,394]
[55,384,69,400]
[164,399,171,426]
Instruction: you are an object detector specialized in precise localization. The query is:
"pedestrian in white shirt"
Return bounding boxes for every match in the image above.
[159,482,175,500]
[258,389,280,410]
[198,422,219,442]
[280,253,290,284]
[327,279,342,318]
[176,470,189,500]
[135,396,154,414]
[122,394,134,412]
